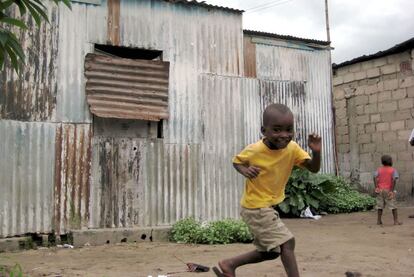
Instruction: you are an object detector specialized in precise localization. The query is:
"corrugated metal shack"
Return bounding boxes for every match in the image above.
[0,0,334,238]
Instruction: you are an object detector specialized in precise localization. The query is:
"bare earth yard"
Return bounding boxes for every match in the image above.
[1,207,414,277]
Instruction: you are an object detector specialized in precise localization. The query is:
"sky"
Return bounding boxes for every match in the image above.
[204,0,414,64]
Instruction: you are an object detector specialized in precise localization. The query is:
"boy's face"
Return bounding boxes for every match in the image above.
[261,111,294,149]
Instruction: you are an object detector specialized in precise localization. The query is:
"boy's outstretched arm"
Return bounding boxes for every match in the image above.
[302,133,321,173]
[233,163,261,179]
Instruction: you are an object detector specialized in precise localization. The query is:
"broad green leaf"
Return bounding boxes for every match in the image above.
[15,0,27,15]
[289,194,299,207]
[0,17,27,29]
[0,31,8,46]
[7,34,25,60]
[5,44,20,73]
[310,189,324,200]
[304,194,319,209]
[319,181,336,193]
[25,3,43,25]
[0,0,14,10]
[291,206,299,216]
[27,1,49,23]
[297,194,305,210]
[278,201,290,214]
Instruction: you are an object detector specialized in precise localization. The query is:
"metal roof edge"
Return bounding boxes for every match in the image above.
[163,0,244,13]
[333,37,414,69]
[243,29,331,47]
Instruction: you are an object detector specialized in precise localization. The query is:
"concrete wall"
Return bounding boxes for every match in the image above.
[333,49,414,198]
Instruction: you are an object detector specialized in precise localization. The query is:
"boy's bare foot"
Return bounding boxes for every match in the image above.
[377,221,382,225]
[394,221,403,225]
[212,261,235,277]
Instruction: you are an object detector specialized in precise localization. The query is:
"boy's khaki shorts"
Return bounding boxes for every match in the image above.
[240,207,293,253]
[376,190,396,210]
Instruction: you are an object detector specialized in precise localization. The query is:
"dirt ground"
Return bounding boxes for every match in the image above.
[1,207,414,277]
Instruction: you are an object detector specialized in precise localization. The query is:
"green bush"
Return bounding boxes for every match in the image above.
[169,218,204,244]
[278,168,376,216]
[170,218,252,244]
[320,176,376,214]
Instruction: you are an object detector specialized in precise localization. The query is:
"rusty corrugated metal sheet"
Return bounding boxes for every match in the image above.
[90,137,143,228]
[0,121,56,238]
[84,54,170,121]
[0,6,59,122]
[54,124,92,234]
[89,139,202,228]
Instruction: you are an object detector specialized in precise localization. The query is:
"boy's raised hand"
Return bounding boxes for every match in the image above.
[308,133,322,152]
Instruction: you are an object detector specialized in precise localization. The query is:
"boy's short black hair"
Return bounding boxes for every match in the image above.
[262,103,292,126]
[381,155,392,166]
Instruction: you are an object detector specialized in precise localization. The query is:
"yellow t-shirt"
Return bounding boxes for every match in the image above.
[233,139,311,209]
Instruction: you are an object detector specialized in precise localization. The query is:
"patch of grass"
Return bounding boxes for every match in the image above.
[170,218,252,244]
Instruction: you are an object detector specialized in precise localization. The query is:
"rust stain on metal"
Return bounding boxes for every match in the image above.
[84,54,170,121]
[54,125,63,235]
[243,36,257,78]
[96,138,142,228]
[0,6,58,121]
[54,124,92,234]
[107,0,120,46]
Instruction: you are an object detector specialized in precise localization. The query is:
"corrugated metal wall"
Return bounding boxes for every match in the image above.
[0,121,56,237]
[0,6,59,122]
[54,124,92,234]
[254,41,335,173]
[56,2,107,123]
[0,0,334,237]
[119,0,244,144]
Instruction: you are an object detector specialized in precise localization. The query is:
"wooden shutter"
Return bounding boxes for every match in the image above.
[85,53,169,121]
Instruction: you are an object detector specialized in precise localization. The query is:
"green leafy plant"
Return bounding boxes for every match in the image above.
[278,168,375,216]
[170,218,252,244]
[0,0,71,72]
[169,217,204,244]
[278,168,336,216]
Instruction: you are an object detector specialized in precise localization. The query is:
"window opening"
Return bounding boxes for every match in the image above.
[94,44,162,60]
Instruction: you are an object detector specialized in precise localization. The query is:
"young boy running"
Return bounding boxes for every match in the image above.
[213,103,321,277]
[373,155,402,225]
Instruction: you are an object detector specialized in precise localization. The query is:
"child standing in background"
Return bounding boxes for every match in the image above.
[373,155,402,225]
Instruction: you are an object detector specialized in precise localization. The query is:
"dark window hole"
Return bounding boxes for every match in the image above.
[94,44,162,60]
